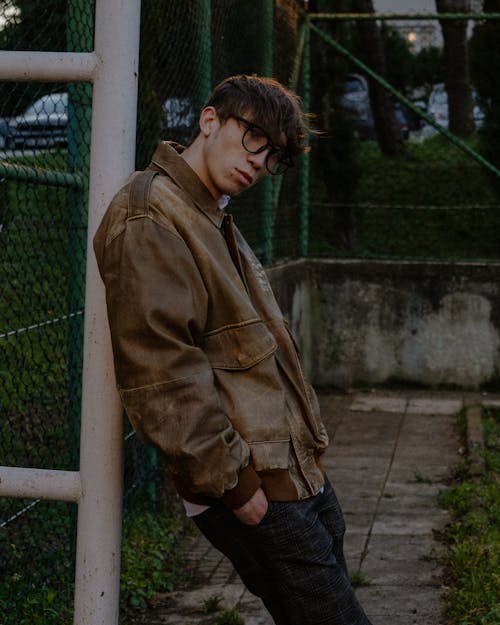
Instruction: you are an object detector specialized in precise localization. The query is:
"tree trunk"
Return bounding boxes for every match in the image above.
[469,0,500,196]
[436,0,475,137]
[352,0,405,156]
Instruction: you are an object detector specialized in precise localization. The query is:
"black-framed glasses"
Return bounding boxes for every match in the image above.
[229,114,293,175]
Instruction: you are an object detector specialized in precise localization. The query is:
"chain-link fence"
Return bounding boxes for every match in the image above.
[1,1,500,623]
[0,0,91,619]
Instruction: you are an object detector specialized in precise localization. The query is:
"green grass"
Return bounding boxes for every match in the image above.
[203,595,224,614]
[213,608,245,625]
[349,571,372,588]
[438,408,500,625]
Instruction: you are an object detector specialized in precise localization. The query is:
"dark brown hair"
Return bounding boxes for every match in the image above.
[193,74,309,157]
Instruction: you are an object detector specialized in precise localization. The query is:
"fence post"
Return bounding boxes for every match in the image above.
[66,0,92,469]
[66,0,94,569]
[260,0,274,266]
[72,1,141,623]
[299,21,311,258]
[195,0,212,113]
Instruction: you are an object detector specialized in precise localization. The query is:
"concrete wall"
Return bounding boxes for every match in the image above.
[268,259,500,390]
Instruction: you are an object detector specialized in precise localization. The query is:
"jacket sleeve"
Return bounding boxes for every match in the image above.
[94,211,261,508]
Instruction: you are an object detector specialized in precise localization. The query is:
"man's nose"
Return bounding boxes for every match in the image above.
[247,148,268,169]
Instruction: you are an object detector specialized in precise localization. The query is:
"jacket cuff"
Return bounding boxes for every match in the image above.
[221,464,262,509]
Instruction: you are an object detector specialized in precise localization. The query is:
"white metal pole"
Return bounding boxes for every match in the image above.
[73,1,141,624]
[0,51,97,81]
[0,467,81,502]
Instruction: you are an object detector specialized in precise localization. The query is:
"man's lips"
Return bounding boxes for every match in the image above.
[236,169,253,185]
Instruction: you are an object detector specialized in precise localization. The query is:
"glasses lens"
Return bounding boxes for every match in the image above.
[242,125,269,153]
[266,150,292,175]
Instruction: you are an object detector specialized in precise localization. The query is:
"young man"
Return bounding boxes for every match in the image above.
[94,75,373,625]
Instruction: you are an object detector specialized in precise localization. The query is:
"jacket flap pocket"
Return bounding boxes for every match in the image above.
[204,320,277,370]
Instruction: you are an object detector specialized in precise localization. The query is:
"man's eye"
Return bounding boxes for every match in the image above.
[249,126,266,140]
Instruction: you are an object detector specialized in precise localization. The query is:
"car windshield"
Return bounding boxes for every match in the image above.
[344,78,364,94]
[432,92,447,106]
[24,95,67,117]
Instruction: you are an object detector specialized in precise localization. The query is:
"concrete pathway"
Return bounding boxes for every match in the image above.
[136,389,497,625]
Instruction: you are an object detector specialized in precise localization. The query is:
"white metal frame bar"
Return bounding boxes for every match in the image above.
[0,1,141,623]
[0,51,97,81]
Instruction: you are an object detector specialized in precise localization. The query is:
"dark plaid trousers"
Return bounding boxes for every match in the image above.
[193,476,373,625]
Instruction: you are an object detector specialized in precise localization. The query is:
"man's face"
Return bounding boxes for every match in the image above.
[200,108,284,198]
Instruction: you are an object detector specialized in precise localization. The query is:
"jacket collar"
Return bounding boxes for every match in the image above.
[149,141,225,229]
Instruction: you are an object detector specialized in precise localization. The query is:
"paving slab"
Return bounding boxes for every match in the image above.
[326,467,389,489]
[336,494,380,514]
[407,397,463,415]
[355,585,444,625]
[344,532,369,568]
[387,464,451,485]
[376,491,445,513]
[329,443,395,458]
[350,395,408,413]
[371,511,450,536]
[361,552,443,586]
[365,533,441,562]
[481,397,500,409]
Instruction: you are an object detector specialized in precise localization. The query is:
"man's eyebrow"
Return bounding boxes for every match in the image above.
[244,115,286,149]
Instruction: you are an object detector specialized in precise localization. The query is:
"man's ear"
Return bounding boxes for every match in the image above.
[199,106,218,137]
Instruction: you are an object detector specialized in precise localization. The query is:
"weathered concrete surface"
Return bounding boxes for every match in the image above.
[128,389,499,625]
[268,259,500,389]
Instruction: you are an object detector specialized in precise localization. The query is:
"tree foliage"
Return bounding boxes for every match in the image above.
[382,25,444,95]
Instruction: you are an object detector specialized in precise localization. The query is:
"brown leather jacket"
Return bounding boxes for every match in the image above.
[93,142,328,509]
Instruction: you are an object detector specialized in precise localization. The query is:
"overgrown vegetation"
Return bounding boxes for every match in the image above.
[439,408,500,625]
[120,507,187,608]
[0,500,188,625]
[310,135,500,260]
[0,500,74,625]
[213,608,245,625]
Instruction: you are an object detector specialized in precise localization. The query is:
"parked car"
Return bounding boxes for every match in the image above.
[340,74,411,141]
[426,84,448,127]
[426,83,485,130]
[340,73,374,138]
[394,102,410,140]
[0,92,68,150]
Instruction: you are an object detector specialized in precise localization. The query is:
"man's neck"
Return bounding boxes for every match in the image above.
[180,141,219,200]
